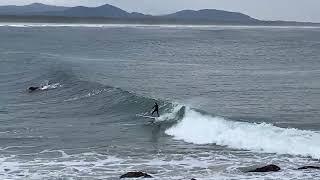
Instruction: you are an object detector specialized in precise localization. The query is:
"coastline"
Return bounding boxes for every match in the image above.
[0,15,319,27]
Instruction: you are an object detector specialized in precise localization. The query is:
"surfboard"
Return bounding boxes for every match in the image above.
[136,114,157,119]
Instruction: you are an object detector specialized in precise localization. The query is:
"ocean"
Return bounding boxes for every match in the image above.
[0,23,320,179]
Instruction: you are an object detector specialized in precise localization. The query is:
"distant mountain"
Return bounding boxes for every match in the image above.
[0,3,318,26]
[0,3,255,22]
[163,9,257,22]
[0,3,68,15]
[130,12,151,18]
[44,4,132,18]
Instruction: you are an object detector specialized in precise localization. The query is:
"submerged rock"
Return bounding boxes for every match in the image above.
[298,166,320,170]
[248,164,281,172]
[120,172,152,178]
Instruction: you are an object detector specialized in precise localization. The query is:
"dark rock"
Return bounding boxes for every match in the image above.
[191,178,197,180]
[120,172,152,178]
[298,166,320,170]
[248,164,281,172]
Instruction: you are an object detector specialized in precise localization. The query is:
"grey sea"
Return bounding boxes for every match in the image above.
[0,23,320,179]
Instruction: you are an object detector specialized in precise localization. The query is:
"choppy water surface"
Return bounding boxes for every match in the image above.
[0,24,320,179]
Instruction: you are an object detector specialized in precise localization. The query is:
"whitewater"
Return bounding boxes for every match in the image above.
[166,107,320,159]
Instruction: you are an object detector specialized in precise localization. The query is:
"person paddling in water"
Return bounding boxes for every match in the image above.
[151,102,160,117]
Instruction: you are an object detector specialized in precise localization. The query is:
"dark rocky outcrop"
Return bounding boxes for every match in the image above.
[248,164,281,172]
[120,172,152,178]
[298,166,320,170]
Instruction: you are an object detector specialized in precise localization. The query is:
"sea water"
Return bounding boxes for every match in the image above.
[0,24,320,179]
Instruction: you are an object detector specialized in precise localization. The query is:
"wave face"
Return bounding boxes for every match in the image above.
[166,108,320,159]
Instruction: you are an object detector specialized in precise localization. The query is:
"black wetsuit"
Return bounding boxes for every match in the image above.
[28,86,40,92]
[151,103,159,117]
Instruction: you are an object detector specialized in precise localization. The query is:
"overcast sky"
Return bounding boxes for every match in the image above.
[1,0,320,22]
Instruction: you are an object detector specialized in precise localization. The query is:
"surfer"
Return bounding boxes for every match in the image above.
[28,86,40,92]
[28,84,45,92]
[151,102,160,117]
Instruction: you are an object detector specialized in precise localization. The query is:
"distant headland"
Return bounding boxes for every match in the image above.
[0,3,318,26]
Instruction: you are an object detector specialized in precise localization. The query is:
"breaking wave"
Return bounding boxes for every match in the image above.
[166,108,320,159]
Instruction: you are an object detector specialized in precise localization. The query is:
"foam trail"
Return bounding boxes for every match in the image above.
[166,108,320,159]
[40,83,61,90]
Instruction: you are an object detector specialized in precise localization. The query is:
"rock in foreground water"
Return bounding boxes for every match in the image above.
[248,164,281,172]
[120,172,153,178]
[298,166,320,170]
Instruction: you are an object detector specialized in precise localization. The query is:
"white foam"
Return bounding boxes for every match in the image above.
[157,103,183,122]
[0,149,319,179]
[40,83,61,90]
[166,108,320,159]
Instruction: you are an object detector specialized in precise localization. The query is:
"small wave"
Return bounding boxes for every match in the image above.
[0,146,36,151]
[39,149,70,158]
[64,88,110,102]
[166,108,320,159]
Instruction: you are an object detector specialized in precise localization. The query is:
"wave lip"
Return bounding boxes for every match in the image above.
[165,108,320,159]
